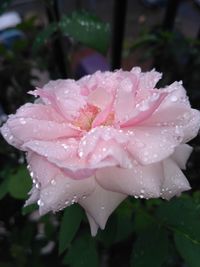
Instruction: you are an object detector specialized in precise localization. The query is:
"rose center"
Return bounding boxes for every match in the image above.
[74,104,114,131]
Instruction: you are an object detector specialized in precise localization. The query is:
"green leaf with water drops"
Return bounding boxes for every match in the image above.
[32,23,58,53]
[8,165,32,200]
[175,232,200,267]
[59,204,83,254]
[59,11,110,54]
[130,225,169,267]
[156,197,200,244]
[63,232,99,267]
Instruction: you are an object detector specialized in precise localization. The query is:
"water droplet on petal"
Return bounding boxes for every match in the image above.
[51,179,56,185]
[79,151,83,158]
[37,199,44,206]
[170,95,178,102]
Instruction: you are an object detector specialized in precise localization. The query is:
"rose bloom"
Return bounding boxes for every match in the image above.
[1,68,200,235]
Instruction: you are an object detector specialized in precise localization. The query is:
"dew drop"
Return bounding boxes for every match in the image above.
[51,179,56,185]
[37,199,44,206]
[19,118,26,125]
[170,95,178,102]
[79,151,83,158]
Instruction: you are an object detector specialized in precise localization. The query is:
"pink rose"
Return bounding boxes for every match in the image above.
[1,67,200,235]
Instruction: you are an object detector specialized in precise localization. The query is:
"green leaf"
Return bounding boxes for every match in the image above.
[32,23,57,53]
[8,165,32,199]
[156,198,200,244]
[22,204,37,215]
[175,232,200,267]
[64,233,99,267]
[130,225,168,267]
[115,201,133,242]
[59,204,83,254]
[59,11,110,54]
[96,213,117,247]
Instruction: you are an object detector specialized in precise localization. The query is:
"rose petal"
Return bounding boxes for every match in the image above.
[161,158,191,200]
[114,77,136,122]
[127,126,183,164]
[171,144,193,170]
[86,212,99,236]
[79,183,126,229]
[39,174,95,215]
[96,163,163,198]
[6,117,80,145]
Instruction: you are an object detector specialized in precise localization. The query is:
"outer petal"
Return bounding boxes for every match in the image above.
[79,183,126,230]
[161,158,191,200]
[96,164,163,198]
[25,186,40,206]
[26,153,96,214]
[1,123,22,149]
[171,144,193,170]
[23,139,93,178]
[6,117,80,146]
[127,126,183,165]
[14,103,65,122]
[114,76,137,122]
[181,109,200,142]
[78,126,128,159]
[136,68,162,91]
[86,212,99,236]
[27,152,58,187]
[39,174,95,215]
[34,80,86,120]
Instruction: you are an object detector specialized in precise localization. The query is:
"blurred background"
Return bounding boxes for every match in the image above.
[0,1,200,267]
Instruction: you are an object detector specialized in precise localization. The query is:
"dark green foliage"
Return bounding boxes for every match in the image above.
[59,11,110,55]
[59,204,83,254]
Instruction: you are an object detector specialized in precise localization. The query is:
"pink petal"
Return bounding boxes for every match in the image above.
[87,88,112,110]
[39,174,95,215]
[86,212,99,236]
[96,163,163,198]
[181,109,200,142]
[33,80,86,120]
[6,117,80,145]
[27,152,58,187]
[137,69,162,90]
[121,92,167,127]
[15,103,64,122]
[24,139,93,178]
[171,144,193,170]
[127,126,183,164]
[1,123,22,149]
[88,139,132,169]
[161,158,191,200]
[25,186,40,206]
[114,77,137,122]
[78,126,128,159]
[79,183,126,229]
